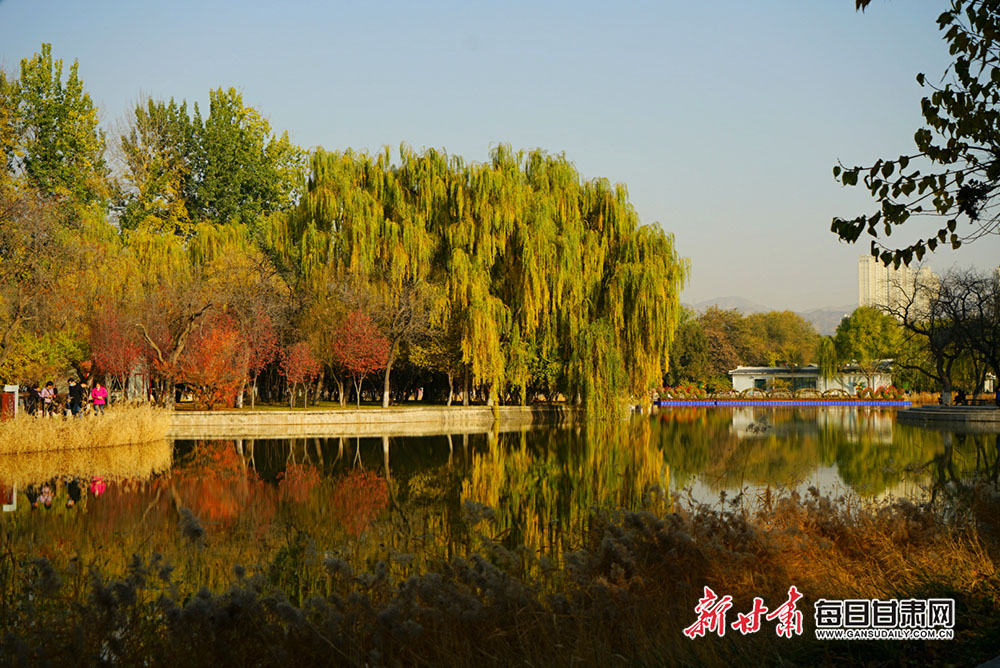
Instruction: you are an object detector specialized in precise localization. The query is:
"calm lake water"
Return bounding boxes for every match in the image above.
[2,407,997,585]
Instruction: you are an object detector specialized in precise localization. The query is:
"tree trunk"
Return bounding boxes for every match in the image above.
[447,372,454,407]
[355,378,363,408]
[336,377,346,407]
[463,366,470,406]
[941,376,954,406]
[250,376,257,408]
[938,357,954,406]
[314,371,324,407]
[163,380,176,409]
[288,382,295,409]
[382,340,398,408]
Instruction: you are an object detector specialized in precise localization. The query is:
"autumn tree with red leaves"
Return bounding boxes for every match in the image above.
[280,342,321,408]
[332,310,389,408]
[90,307,145,400]
[177,318,248,410]
[242,312,279,408]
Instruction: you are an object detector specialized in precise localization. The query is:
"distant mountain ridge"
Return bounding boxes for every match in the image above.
[797,306,854,337]
[691,296,771,314]
[686,296,854,336]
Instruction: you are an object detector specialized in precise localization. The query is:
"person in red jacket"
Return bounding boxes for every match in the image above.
[90,381,108,415]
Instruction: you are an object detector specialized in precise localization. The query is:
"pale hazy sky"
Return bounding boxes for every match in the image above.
[2,0,997,310]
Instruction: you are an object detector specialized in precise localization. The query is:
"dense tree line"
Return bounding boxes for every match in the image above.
[0,44,687,413]
[665,307,820,389]
[670,281,1000,399]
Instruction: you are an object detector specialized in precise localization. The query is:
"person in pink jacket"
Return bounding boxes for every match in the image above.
[90,381,108,415]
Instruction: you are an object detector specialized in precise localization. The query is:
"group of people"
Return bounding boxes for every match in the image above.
[24,476,107,510]
[23,379,109,417]
[951,388,1000,407]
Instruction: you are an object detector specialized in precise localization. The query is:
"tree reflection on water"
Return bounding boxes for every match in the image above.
[2,408,996,594]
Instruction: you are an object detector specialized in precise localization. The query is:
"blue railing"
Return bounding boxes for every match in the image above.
[653,400,912,407]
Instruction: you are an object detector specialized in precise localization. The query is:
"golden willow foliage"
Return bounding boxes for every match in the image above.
[463,420,670,556]
[268,145,688,411]
[122,222,253,285]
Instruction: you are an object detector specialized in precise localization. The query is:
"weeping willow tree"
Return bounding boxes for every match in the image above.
[819,336,839,380]
[271,147,440,406]
[266,144,687,414]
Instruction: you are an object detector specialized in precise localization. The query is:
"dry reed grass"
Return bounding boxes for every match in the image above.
[0,439,172,486]
[439,485,999,667]
[908,391,941,406]
[0,404,171,454]
[908,391,996,406]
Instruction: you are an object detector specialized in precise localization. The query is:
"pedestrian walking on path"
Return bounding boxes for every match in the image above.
[40,381,55,417]
[90,382,108,415]
[67,379,84,417]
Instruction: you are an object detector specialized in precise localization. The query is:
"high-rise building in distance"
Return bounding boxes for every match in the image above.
[857,255,937,311]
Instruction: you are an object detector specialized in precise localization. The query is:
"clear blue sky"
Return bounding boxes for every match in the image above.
[2,0,997,310]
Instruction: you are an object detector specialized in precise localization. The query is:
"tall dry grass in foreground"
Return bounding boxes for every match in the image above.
[3,484,1000,667]
[0,404,170,454]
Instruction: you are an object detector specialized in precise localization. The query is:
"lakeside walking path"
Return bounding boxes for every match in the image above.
[169,405,578,439]
[654,399,911,407]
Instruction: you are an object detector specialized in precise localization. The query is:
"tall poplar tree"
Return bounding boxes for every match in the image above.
[190,87,304,224]
[117,98,196,233]
[7,44,108,205]
[118,88,305,230]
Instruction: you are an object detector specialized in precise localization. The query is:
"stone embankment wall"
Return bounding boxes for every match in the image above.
[169,405,578,439]
[896,405,1000,432]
